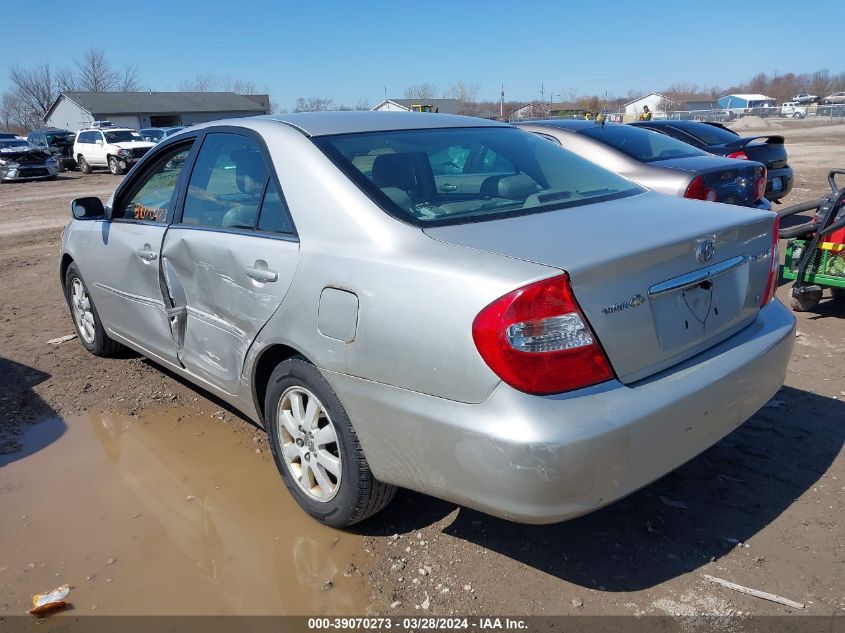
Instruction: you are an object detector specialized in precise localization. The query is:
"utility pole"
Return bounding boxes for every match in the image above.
[500,83,504,118]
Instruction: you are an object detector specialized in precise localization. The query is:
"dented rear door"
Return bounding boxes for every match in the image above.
[160,131,299,395]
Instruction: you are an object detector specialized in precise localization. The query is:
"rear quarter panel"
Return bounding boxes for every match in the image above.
[243,120,557,406]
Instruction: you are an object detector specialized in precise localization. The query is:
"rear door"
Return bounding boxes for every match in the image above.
[83,138,197,365]
[160,130,299,395]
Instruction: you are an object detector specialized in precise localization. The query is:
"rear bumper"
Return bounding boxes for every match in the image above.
[767,166,794,202]
[327,300,795,523]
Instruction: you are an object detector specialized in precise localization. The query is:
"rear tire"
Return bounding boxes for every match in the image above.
[788,285,822,312]
[78,156,92,174]
[64,263,124,357]
[265,357,396,527]
[830,287,845,301]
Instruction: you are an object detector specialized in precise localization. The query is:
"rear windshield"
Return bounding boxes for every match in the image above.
[314,127,642,225]
[675,123,738,146]
[46,131,74,144]
[579,124,707,163]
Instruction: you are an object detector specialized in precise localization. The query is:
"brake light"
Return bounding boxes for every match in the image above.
[685,176,717,202]
[727,151,749,160]
[472,273,614,395]
[754,166,767,201]
[761,215,780,306]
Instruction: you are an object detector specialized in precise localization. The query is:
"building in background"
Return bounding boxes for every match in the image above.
[44,92,269,130]
[717,93,777,112]
[371,98,498,119]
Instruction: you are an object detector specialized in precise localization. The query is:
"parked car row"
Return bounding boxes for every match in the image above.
[0,121,189,182]
[60,111,793,527]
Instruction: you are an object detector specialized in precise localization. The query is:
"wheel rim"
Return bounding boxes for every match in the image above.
[70,278,95,344]
[277,386,342,502]
[109,158,118,174]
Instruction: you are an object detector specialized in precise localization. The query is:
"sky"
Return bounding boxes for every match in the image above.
[2,0,843,108]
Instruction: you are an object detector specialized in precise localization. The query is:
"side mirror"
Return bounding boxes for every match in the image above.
[71,197,105,220]
[96,139,104,146]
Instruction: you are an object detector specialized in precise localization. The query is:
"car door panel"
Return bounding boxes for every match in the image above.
[160,229,298,394]
[159,130,300,395]
[81,139,197,365]
[85,221,178,364]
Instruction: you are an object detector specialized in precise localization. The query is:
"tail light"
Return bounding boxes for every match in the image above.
[685,176,717,202]
[761,215,780,306]
[472,273,613,395]
[753,166,767,201]
[727,150,749,160]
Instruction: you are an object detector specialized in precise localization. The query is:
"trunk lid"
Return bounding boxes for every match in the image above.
[425,191,776,384]
[653,155,766,207]
[717,136,788,170]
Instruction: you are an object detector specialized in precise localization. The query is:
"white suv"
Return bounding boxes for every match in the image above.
[73,126,156,175]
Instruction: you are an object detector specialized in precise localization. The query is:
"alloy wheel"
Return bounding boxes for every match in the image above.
[70,278,95,344]
[277,386,342,502]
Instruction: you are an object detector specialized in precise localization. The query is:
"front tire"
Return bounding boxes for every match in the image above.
[108,156,125,175]
[265,357,396,527]
[78,156,92,174]
[830,287,845,301]
[64,263,124,357]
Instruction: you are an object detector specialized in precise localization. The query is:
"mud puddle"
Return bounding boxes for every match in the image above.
[0,407,371,615]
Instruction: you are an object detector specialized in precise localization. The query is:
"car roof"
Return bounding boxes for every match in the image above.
[259,111,506,137]
[517,119,613,133]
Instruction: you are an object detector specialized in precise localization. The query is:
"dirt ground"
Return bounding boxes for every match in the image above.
[0,125,843,619]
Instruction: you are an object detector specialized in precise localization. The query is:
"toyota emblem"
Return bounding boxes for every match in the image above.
[695,239,716,263]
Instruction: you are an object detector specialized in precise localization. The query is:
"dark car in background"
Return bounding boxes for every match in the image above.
[27,128,77,171]
[517,120,770,210]
[631,120,793,203]
[0,137,59,181]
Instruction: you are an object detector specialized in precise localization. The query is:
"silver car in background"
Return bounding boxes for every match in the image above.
[60,112,794,527]
[517,120,771,210]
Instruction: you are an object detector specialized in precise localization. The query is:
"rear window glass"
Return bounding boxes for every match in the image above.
[314,127,642,225]
[673,124,739,146]
[579,124,707,163]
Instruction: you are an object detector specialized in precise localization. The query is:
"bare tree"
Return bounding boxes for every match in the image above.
[1,91,30,132]
[447,81,481,115]
[75,49,119,92]
[179,73,259,94]
[119,65,141,91]
[293,96,334,112]
[403,83,438,100]
[8,64,58,124]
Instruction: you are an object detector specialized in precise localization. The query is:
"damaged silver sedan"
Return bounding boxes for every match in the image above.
[60,112,794,527]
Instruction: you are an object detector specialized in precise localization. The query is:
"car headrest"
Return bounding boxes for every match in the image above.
[371,152,433,194]
[232,149,267,195]
[480,174,539,199]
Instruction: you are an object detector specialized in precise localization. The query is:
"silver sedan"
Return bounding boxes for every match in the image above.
[517,120,771,210]
[61,112,794,526]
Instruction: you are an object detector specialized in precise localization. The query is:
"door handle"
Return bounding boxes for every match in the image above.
[439,184,457,192]
[245,263,278,283]
[137,245,158,261]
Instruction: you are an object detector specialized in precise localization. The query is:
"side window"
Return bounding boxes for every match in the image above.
[117,143,193,222]
[182,133,269,229]
[257,179,294,234]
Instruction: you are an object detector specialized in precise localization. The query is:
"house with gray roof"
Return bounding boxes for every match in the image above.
[44,91,270,131]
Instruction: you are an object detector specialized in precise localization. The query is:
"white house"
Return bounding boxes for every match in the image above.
[623,92,667,116]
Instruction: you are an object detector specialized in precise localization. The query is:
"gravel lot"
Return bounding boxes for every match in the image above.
[0,124,843,618]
